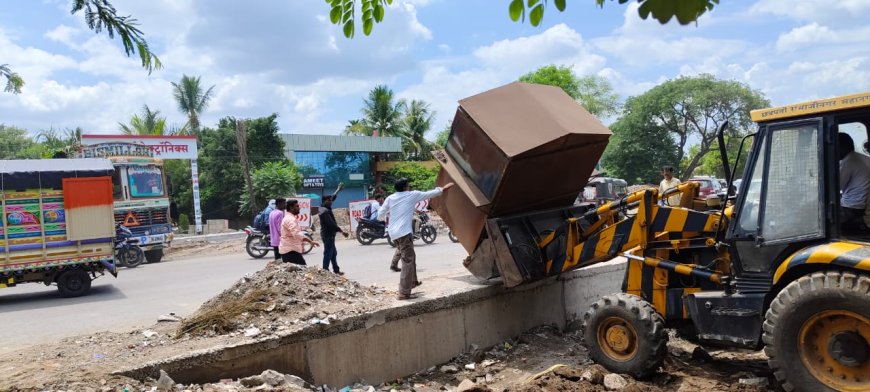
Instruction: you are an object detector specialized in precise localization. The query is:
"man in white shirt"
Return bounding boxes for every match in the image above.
[838,133,870,232]
[379,178,454,299]
[659,166,682,206]
[369,194,385,221]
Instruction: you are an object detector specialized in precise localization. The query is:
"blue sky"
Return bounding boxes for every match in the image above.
[1,0,868,140]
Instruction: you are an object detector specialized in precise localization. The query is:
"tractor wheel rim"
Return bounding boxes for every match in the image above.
[799,310,870,391]
[597,316,638,361]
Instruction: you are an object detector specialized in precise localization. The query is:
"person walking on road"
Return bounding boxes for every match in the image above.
[379,178,454,300]
[280,199,319,265]
[268,198,286,261]
[319,195,348,275]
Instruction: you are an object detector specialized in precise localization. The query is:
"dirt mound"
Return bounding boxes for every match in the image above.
[177,263,390,338]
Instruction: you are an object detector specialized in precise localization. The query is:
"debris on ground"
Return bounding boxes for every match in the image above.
[176,263,389,338]
[0,263,393,391]
[383,326,773,392]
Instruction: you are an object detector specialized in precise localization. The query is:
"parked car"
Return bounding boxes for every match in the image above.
[688,176,723,199]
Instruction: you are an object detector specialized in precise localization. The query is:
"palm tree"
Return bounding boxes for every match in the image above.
[171,75,215,134]
[1,64,24,94]
[343,119,368,136]
[400,100,435,160]
[361,85,406,137]
[119,105,168,135]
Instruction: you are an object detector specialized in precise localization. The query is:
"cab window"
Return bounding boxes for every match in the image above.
[128,165,166,198]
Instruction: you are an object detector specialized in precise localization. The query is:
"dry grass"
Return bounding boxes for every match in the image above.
[175,287,273,338]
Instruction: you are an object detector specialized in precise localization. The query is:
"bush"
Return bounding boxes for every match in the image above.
[179,214,190,233]
[385,162,439,192]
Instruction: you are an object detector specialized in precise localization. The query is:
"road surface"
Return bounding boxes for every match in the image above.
[0,237,468,353]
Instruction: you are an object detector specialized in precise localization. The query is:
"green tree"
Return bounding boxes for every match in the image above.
[3,0,160,93]
[359,85,406,137]
[400,99,435,160]
[36,127,82,158]
[1,64,24,94]
[617,74,768,180]
[0,125,37,159]
[434,121,451,149]
[519,65,620,117]
[198,114,288,221]
[171,75,215,133]
[238,161,302,214]
[326,0,718,38]
[384,162,439,192]
[601,115,679,184]
[119,105,169,135]
[343,119,367,135]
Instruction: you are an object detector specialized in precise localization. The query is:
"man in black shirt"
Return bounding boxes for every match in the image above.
[320,195,349,275]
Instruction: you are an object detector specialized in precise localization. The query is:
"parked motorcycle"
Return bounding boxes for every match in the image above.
[448,230,459,243]
[244,226,314,259]
[356,218,389,245]
[114,224,144,268]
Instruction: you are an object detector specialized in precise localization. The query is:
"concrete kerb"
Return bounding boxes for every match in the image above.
[115,260,627,387]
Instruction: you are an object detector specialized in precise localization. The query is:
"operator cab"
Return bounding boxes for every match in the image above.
[728,93,870,278]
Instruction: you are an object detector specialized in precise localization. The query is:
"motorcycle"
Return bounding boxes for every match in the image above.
[387,211,437,247]
[114,224,144,268]
[244,226,314,259]
[448,230,459,243]
[355,218,389,245]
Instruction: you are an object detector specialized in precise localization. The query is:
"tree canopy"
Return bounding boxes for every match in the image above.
[612,74,767,180]
[238,161,302,214]
[198,114,288,220]
[519,65,620,118]
[326,0,720,38]
[172,75,215,133]
[119,105,169,135]
[601,114,679,184]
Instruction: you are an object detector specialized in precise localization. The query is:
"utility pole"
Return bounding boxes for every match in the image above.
[235,119,257,216]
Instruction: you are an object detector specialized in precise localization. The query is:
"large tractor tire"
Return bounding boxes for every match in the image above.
[763,271,870,392]
[581,293,667,378]
[144,249,164,263]
[57,269,92,298]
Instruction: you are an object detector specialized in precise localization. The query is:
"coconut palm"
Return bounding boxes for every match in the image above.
[343,119,368,136]
[1,64,24,94]
[361,85,406,137]
[171,75,215,134]
[400,100,435,160]
[119,105,168,135]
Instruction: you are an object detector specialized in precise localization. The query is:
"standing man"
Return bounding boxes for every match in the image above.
[319,195,349,275]
[280,199,319,265]
[368,194,385,220]
[268,198,286,261]
[659,166,682,206]
[379,178,454,300]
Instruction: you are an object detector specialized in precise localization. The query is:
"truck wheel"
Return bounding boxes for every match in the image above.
[57,269,92,298]
[581,293,667,378]
[763,271,870,392]
[144,249,164,263]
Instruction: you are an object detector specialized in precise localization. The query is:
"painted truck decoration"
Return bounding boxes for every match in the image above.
[0,159,118,297]
[79,142,173,263]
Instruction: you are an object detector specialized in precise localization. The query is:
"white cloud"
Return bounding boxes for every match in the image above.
[788,57,869,89]
[44,25,81,48]
[751,0,870,23]
[474,24,606,76]
[776,23,870,53]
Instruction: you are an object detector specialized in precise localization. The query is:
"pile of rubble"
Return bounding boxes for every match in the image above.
[177,263,391,338]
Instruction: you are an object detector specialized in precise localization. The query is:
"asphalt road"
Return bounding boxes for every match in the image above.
[0,236,468,353]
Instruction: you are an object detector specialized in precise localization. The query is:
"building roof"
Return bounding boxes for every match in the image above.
[0,158,114,175]
[750,91,870,122]
[281,134,403,153]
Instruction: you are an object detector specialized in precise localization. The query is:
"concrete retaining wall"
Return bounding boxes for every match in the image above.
[118,260,627,387]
